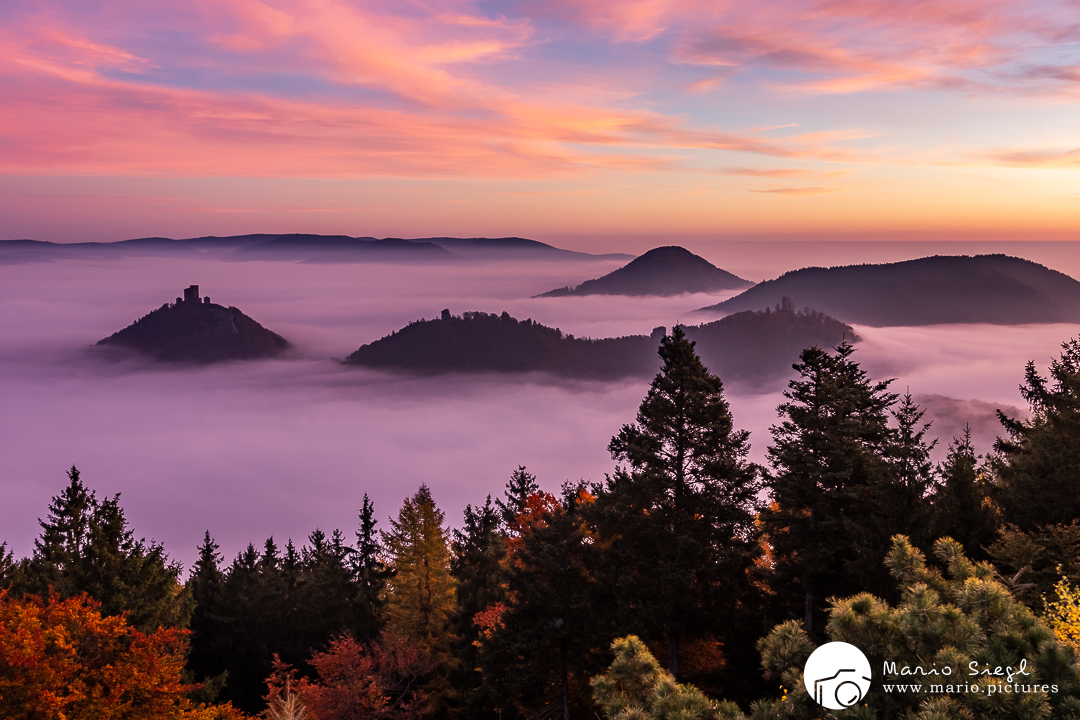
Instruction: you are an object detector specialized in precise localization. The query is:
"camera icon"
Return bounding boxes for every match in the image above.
[803,642,872,710]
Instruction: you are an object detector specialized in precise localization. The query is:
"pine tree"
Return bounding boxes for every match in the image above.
[759,341,898,633]
[745,536,1080,720]
[591,636,744,720]
[596,325,761,678]
[994,337,1080,530]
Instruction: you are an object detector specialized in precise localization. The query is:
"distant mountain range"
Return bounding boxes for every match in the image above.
[96,285,289,362]
[696,254,1080,326]
[537,246,752,297]
[345,307,854,383]
[0,235,631,265]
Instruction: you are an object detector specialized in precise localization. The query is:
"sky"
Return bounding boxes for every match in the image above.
[2,0,1080,246]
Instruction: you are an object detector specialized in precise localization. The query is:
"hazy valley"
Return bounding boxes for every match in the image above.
[2,238,1074,569]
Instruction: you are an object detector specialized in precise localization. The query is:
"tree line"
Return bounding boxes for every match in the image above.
[3,327,1080,719]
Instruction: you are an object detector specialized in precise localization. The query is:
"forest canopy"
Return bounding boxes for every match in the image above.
[5,328,1080,719]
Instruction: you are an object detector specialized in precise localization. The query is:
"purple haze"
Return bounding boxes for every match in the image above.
[0,246,1068,569]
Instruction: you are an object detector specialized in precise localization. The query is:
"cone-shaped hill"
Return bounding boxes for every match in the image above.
[696,254,1080,326]
[536,246,752,297]
[97,285,290,362]
[344,306,854,383]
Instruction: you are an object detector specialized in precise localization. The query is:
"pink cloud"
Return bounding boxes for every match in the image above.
[2,0,1073,187]
[749,186,842,195]
[982,148,1080,168]
[0,5,878,180]
[720,167,850,178]
[546,0,1066,95]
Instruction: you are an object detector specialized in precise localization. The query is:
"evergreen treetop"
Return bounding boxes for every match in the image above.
[994,337,1080,530]
[17,466,188,633]
[761,341,902,632]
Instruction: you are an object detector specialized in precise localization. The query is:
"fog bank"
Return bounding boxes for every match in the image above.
[0,254,1068,568]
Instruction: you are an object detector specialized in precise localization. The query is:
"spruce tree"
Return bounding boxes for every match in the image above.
[30,465,96,594]
[478,485,603,720]
[19,466,188,632]
[450,496,507,717]
[994,337,1080,530]
[186,531,226,695]
[496,466,539,528]
[760,341,898,633]
[596,325,761,678]
[0,541,13,589]
[353,493,392,642]
[928,428,1001,561]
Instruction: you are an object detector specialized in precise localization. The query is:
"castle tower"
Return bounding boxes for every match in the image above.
[183,285,199,303]
[781,296,795,313]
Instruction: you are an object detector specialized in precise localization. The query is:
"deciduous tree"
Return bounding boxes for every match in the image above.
[0,589,244,720]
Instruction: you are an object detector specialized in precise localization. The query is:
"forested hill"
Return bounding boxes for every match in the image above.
[345,307,854,383]
[537,246,752,297]
[96,290,290,362]
[696,254,1080,326]
[0,234,629,264]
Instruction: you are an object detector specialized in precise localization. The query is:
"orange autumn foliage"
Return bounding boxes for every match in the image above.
[0,589,245,720]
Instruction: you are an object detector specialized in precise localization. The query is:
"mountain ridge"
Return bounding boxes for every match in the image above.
[344,306,854,383]
[695,254,1080,326]
[0,235,631,264]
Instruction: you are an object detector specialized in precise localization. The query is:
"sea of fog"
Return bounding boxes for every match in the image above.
[1,248,1075,568]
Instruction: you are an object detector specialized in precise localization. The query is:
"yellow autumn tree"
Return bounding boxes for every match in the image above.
[381,484,456,714]
[1043,573,1080,651]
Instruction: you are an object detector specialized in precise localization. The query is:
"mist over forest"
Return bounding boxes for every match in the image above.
[1,242,1072,567]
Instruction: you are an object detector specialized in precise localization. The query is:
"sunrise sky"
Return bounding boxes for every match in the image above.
[3,0,1080,246]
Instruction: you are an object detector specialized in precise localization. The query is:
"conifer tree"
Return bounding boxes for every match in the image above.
[478,485,603,720]
[0,541,14,589]
[353,494,392,642]
[450,496,506,717]
[382,484,457,713]
[596,325,761,677]
[760,341,898,633]
[186,532,228,699]
[928,428,1001,561]
[496,467,539,528]
[994,337,1080,530]
[18,466,188,632]
[301,528,356,643]
[889,393,936,511]
[591,636,744,720]
[383,485,455,648]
